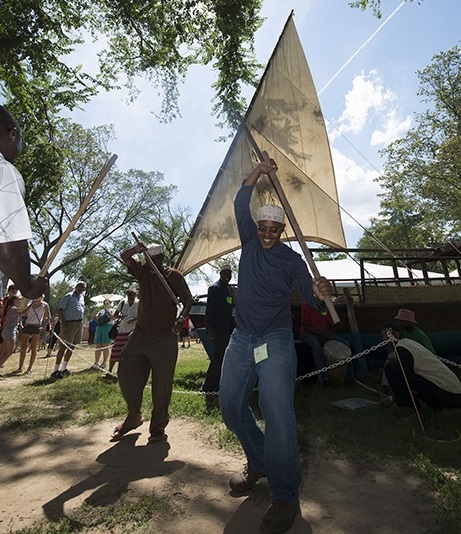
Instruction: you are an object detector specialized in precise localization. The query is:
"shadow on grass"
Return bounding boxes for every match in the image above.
[173,371,205,390]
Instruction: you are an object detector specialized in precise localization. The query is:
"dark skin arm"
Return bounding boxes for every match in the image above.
[121,241,193,335]
[0,240,47,298]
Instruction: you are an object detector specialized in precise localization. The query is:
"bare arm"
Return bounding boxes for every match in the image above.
[0,240,47,298]
[121,243,145,266]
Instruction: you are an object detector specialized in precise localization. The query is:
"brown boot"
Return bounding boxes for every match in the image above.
[260,500,300,533]
[229,463,265,493]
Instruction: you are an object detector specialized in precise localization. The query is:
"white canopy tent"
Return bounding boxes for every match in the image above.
[314,259,441,286]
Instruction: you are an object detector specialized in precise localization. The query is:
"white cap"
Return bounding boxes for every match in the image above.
[220,264,232,273]
[146,243,163,256]
[257,204,285,224]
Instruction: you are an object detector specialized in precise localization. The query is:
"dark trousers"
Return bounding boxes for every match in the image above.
[201,330,231,392]
[384,361,461,409]
[118,328,178,434]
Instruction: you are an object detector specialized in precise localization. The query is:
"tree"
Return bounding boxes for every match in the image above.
[27,120,177,286]
[313,246,347,261]
[0,0,263,128]
[60,198,195,299]
[349,0,418,18]
[358,43,461,251]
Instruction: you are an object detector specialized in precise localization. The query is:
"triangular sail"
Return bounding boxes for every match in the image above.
[176,14,346,275]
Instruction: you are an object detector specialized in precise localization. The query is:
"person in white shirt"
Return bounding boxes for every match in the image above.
[103,288,139,379]
[382,322,461,412]
[14,295,51,375]
[0,105,46,299]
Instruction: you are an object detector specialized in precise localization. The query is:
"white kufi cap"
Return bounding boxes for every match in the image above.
[146,243,163,256]
[257,204,285,224]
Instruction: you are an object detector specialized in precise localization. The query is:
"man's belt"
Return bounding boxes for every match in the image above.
[66,319,82,322]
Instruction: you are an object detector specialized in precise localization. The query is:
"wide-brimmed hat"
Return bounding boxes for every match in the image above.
[395,308,417,324]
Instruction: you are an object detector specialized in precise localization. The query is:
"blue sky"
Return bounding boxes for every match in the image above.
[63,0,460,289]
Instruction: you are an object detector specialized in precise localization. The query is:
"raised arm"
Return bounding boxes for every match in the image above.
[242,159,278,187]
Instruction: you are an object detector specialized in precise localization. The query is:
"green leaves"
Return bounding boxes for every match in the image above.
[359,42,461,250]
[0,0,263,127]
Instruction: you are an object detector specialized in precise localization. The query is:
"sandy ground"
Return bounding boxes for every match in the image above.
[0,348,437,534]
[0,417,437,534]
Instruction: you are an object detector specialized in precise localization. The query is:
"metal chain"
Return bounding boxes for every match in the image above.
[436,355,461,369]
[294,337,393,382]
[52,331,461,397]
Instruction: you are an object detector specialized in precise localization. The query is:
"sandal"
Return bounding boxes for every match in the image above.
[11,369,23,376]
[110,419,144,441]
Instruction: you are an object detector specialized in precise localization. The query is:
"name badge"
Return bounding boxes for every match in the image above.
[254,343,268,364]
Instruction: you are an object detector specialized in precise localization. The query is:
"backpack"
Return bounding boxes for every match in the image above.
[96,311,110,326]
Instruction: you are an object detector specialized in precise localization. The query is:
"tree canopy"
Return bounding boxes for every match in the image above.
[27,120,184,285]
[349,0,418,18]
[0,0,263,127]
[357,42,461,252]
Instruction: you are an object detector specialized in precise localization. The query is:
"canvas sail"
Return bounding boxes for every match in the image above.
[176,13,346,275]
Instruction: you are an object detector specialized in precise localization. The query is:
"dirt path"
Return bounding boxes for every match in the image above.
[0,416,436,534]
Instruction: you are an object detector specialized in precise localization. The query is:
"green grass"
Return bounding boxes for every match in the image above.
[1,342,461,533]
[11,493,180,534]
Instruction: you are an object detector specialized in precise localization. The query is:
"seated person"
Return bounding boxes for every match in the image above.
[394,308,435,353]
[300,302,351,386]
[381,321,461,411]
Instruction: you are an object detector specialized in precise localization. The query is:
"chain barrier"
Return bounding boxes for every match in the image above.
[174,336,396,396]
[49,330,461,395]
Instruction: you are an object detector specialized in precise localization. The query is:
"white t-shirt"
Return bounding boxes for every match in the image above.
[398,338,461,395]
[0,152,32,243]
[117,298,139,334]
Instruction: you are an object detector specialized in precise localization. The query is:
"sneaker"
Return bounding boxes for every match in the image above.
[60,369,71,378]
[50,370,63,379]
[260,500,300,533]
[99,362,106,369]
[90,364,100,370]
[229,463,265,493]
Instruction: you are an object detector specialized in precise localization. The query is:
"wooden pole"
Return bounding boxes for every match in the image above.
[343,287,368,374]
[39,154,118,277]
[131,232,180,306]
[242,124,339,322]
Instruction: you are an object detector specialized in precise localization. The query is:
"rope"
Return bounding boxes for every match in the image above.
[45,333,117,379]
[387,332,426,434]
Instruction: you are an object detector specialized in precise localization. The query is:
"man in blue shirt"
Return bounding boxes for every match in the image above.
[219,159,332,533]
[51,281,86,378]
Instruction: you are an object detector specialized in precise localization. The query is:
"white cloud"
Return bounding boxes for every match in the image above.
[332,70,411,148]
[370,110,412,146]
[331,147,382,246]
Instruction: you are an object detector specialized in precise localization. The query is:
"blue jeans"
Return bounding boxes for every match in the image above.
[220,328,301,504]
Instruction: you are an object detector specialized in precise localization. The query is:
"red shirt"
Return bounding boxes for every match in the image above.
[300,303,332,336]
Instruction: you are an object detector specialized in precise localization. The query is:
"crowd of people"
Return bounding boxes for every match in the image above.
[2,103,461,533]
